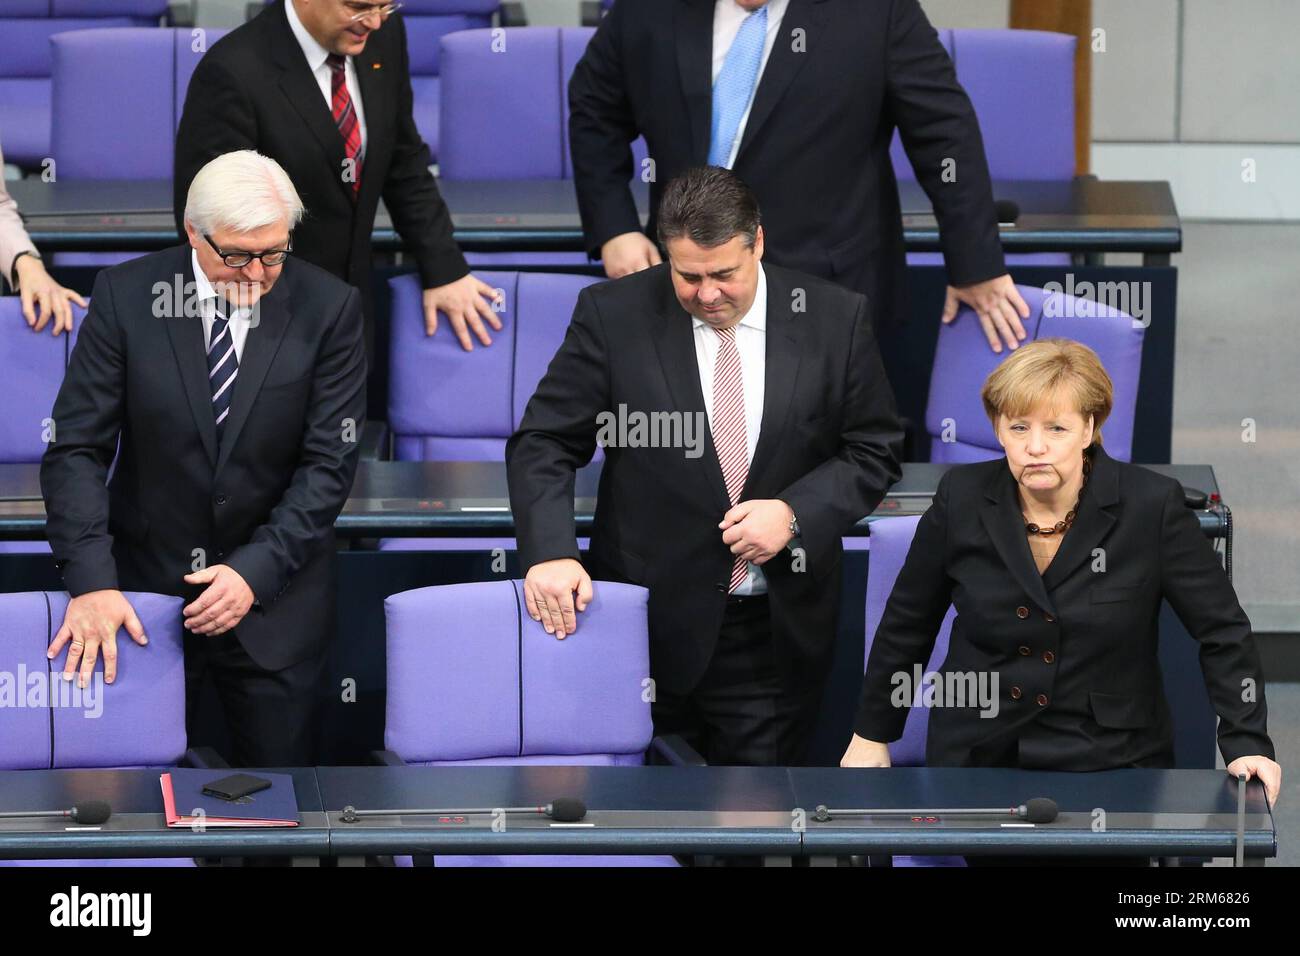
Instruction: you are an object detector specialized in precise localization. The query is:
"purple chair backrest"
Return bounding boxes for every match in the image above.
[439,26,648,181]
[49,27,228,180]
[0,591,186,770]
[387,270,600,461]
[864,516,955,766]
[891,28,1074,183]
[0,299,81,462]
[384,579,652,763]
[925,284,1143,463]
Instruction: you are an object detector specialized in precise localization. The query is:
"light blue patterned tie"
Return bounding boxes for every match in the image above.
[708,4,769,168]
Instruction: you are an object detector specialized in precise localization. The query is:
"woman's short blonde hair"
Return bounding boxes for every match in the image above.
[980,338,1113,444]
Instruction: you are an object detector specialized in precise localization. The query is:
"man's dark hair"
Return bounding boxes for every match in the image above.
[656,166,762,250]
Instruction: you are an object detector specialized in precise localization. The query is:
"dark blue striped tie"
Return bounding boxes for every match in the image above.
[208,303,238,442]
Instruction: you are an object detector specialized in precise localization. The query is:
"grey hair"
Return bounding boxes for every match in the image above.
[656,166,761,249]
[184,150,304,235]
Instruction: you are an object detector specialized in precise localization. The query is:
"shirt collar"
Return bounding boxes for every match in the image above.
[285,0,334,73]
[692,263,767,334]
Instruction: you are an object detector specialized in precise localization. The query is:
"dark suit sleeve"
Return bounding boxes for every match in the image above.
[853,472,955,742]
[884,0,1006,287]
[223,287,367,606]
[1158,481,1274,763]
[381,14,469,290]
[777,296,903,574]
[568,0,643,259]
[39,270,126,596]
[505,289,609,571]
[173,56,259,236]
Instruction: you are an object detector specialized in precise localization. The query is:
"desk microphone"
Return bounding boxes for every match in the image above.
[0,800,112,825]
[995,199,1021,227]
[338,797,587,824]
[814,797,1057,824]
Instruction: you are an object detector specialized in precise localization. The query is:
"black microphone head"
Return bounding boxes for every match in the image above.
[1023,797,1058,824]
[548,798,587,823]
[994,199,1021,224]
[72,801,112,825]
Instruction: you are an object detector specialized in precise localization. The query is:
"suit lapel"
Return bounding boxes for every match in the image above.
[165,248,218,468]
[734,0,828,164]
[214,276,294,475]
[1041,446,1120,592]
[979,464,1057,616]
[742,266,802,498]
[675,0,715,165]
[650,278,732,514]
[269,4,351,204]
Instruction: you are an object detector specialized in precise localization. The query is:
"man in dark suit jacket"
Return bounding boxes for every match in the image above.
[175,0,502,367]
[507,168,903,766]
[570,0,1031,352]
[43,151,367,767]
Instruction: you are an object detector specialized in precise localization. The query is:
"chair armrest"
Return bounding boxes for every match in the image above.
[500,2,528,26]
[359,419,390,460]
[166,2,195,27]
[370,749,408,767]
[182,746,231,769]
[649,734,706,767]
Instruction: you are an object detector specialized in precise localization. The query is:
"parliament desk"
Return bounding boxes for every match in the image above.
[0,767,1274,865]
[10,175,1182,460]
[0,768,327,864]
[0,461,1229,769]
[10,178,1180,264]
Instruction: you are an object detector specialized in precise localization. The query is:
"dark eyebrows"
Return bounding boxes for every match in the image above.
[677,267,738,282]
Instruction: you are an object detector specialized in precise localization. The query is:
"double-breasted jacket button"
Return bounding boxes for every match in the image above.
[1016,606,1029,619]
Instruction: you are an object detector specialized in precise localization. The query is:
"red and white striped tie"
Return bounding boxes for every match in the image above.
[328,53,363,197]
[711,325,750,593]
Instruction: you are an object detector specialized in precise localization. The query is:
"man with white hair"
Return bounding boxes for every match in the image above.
[41,150,367,766]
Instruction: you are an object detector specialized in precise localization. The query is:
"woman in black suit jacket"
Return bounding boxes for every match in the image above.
[842,339,1280,806]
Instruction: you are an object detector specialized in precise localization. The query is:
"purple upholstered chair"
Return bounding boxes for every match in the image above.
[864,515,963,867]
[926,284,1143,463]
[0,589,191,866]
[382,269,598,551]
[0,1,168,169]
[0,297,84,553]
[48,27,227,266]
[892,29,1075,268]
[437,25,647,267]
[389,269,598,461]
[382,579,679,866]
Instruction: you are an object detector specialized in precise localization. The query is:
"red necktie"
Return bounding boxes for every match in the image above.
[327,53,363,197]
[711,326,750,593]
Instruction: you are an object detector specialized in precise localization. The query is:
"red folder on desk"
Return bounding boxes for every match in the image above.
[160,770,299,828]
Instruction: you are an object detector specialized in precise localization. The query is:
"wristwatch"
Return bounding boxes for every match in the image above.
[788,511,800,538]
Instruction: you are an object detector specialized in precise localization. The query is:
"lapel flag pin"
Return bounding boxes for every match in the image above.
[372,62,382,70]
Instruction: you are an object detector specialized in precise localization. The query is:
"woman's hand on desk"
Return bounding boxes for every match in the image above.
[840,734,892,768]
[1226,755,1282,807]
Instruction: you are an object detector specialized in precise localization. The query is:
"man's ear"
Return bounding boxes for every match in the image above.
[183,220,200,250]
[753,225,765,261]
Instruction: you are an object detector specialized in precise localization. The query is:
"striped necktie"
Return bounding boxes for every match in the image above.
[708,4,769,168]
[711,325,750,593]
[327,53,363,196]
[208,303,239,443]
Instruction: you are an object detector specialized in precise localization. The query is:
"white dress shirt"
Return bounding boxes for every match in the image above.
[192,250,253,363]
[286,0,369,157]
[712,0,789,169]
[693,265,768,594]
